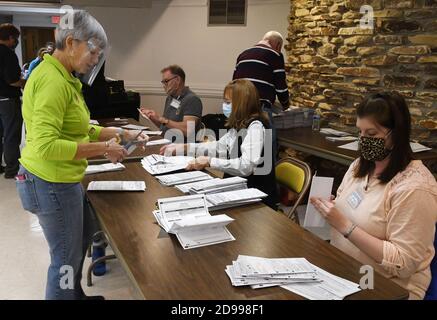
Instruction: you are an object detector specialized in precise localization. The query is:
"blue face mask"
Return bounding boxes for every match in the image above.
[222,102,232,118]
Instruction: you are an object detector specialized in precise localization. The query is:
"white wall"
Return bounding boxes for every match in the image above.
[84,0,289,115]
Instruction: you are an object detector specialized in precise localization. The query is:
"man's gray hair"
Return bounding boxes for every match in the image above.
[55,10,108,51]
[262,31,284,47]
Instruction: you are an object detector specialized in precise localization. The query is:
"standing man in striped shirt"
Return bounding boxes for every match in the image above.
[232,31,289,159]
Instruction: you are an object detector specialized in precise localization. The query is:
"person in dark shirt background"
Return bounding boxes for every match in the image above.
[233,31,290,160]
[0,23,25,178]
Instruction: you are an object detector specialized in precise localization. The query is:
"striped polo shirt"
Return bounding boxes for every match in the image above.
[232,44,289,108]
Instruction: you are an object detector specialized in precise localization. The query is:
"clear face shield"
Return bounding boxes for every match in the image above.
[75,38,108,86]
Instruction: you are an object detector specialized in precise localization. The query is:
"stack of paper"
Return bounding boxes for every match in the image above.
[272,107,314,129]
[225,255,361,300]
[146,138,171,146]
[226,256,319,288]
[141,154,194,175]
[156,171,213,186]
[325,136,357,142]
[319,128,350,136]
[153,194,235,249]
[85,163,125,175]
[176,177,247,195]
[121,124,149,130]
[143,130,162,136]
[87,181,146,191]
[206,188,267,211]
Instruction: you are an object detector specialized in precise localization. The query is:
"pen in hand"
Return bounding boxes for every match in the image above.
[138,108,150,120]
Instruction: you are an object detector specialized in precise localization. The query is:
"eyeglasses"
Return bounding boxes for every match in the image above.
[161,76,178,85]
[73,39,103,57]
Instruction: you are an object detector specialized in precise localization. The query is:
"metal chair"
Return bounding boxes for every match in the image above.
[275,157,312,223]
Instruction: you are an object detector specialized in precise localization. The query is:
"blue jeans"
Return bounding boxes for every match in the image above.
[15,166,98,300]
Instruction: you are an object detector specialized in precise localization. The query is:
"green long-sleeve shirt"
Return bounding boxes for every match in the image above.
[20,54,103,183]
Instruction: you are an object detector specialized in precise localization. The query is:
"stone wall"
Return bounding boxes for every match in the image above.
[286,0,437,147]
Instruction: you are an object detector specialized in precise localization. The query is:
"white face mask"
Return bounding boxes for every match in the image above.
[222,102,232,118]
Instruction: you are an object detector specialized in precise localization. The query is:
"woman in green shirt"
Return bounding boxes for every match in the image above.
[16,10,147,300]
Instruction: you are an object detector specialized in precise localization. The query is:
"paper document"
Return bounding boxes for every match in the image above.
[176,177,247,195]
[303,175,333,228]
[319,128,350,137]
[410,142,432,153]
[85,163,125,175]
[207,188,267,206]
[121,124,149,130]
[325,136,357,142]
[281,265,361,300]
[146,139,171,146]
[143,131,162,136]
[225,255,361,299]
[154,194,235,249]
[87,181,146,191]
[89,119,99,125]
[205,188,267,211]
[156,171,213,186]
[339,141,433,153]
[338,141,359,151]
[141,154,194,175]
[123,141,141,155]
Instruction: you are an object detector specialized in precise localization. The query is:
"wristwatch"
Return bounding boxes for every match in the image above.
[116,127,125,143]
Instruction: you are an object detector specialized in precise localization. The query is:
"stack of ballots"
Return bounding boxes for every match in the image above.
[141,154,194,175]
[206,188,267,211]
[175,176,247,195]
[85,163,125,175]
[153,194,235,249]
[156,171,213,186]
[272,107,314,129]
[225,255,361,300]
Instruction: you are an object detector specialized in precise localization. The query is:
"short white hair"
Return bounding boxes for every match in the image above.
[55,10,107,51]
[262,31,284,47]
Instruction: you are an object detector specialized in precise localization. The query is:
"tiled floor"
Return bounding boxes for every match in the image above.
[0,175,140,300]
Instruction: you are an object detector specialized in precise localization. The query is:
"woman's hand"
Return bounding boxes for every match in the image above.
[310,197,352,235]
[186,156,211,171]
[160,143,185,156]
[122,130,149,151]
[104,138,128,164]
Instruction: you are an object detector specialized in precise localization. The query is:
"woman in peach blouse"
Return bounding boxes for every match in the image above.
[311,92,437,300]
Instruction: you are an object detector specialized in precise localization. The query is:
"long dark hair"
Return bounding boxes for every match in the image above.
[354,92,413,183]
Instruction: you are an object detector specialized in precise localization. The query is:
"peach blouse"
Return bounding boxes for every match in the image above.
[332,160,437,299]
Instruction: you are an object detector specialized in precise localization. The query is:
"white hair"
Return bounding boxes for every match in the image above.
[262,31,284,47]
[55,10,108,51]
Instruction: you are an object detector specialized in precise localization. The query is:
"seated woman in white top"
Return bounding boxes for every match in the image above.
[160,79,278,209]
[311,92,437,300]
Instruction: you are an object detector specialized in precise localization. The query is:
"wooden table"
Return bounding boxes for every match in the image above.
[277,127,437,166]
[82,150,409,300]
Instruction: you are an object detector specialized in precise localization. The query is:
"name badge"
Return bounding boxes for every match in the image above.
[170,98,181,109]
[347,189,364,209]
